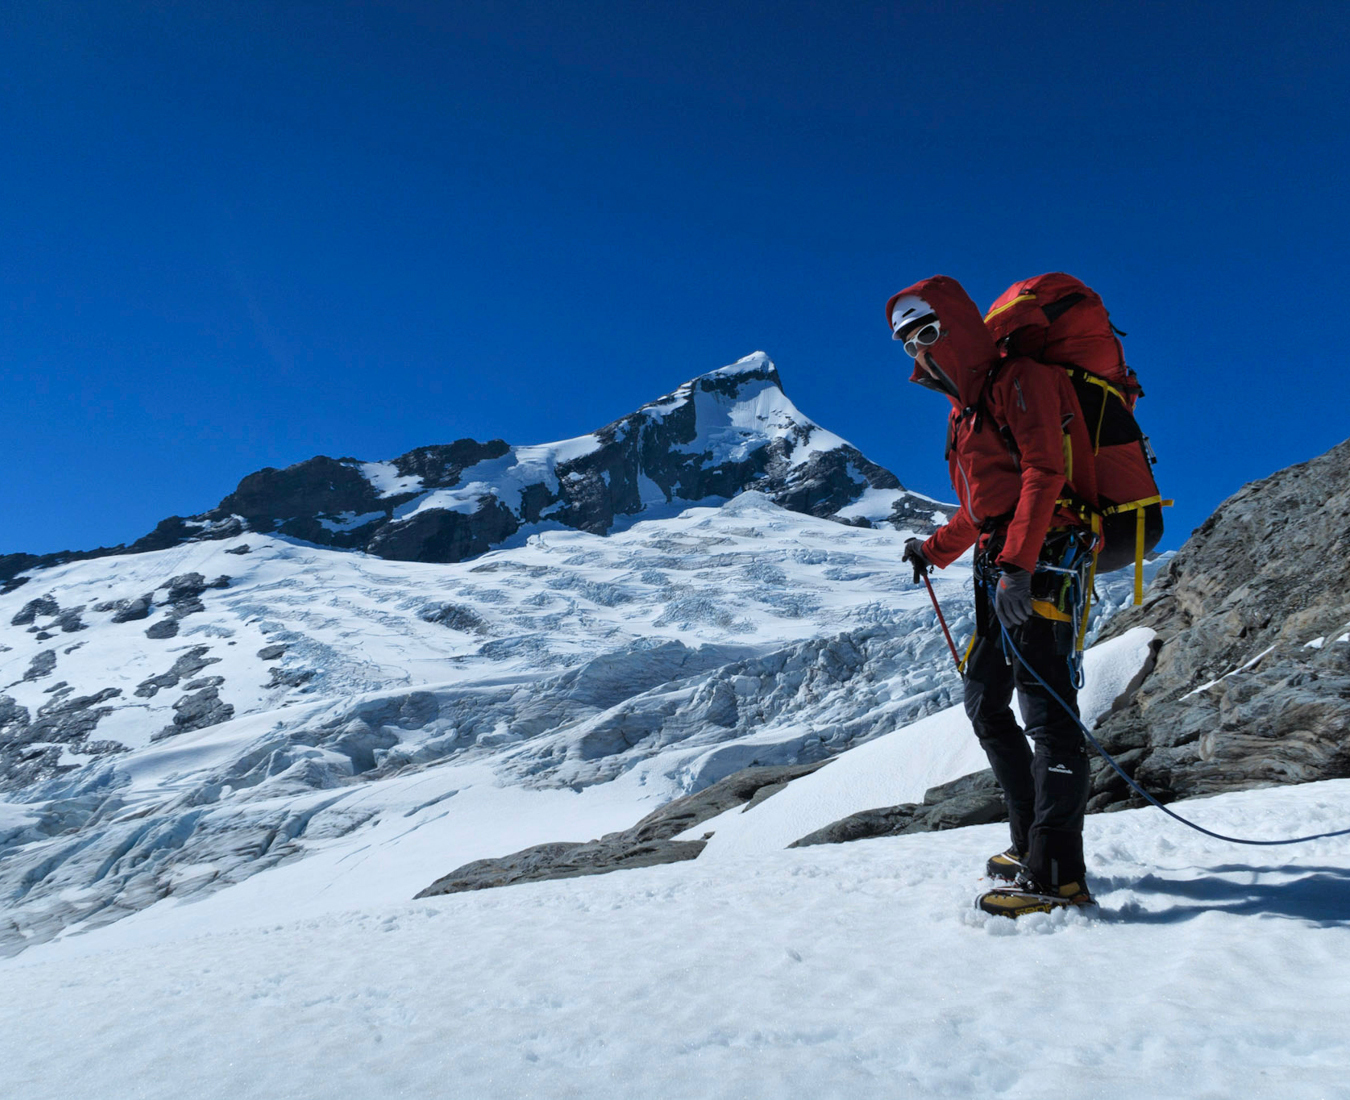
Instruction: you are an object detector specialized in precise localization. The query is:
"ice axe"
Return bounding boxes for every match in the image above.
[918,566,962,671]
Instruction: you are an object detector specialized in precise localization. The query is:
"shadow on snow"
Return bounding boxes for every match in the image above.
[1096,864,1350,927]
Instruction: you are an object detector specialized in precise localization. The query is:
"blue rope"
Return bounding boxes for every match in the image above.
[998,621,1350,847]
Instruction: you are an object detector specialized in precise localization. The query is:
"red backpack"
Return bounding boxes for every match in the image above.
[984,273,1168,603]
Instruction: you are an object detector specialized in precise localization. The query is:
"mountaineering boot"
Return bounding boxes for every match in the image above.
[985,847,1026,881]
[977,871,1095,919]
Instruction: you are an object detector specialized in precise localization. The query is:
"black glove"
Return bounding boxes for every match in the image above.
[902,538,930,583]
[994,568,1033,629]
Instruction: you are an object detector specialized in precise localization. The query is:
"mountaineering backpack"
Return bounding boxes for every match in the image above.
[984,273,1167,603]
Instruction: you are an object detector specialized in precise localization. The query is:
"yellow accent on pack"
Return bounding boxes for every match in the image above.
[1066,369,1129,453]
[1101,496,1174,604]
[983,292,1037,323]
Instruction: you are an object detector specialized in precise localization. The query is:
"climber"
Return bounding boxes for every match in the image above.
[887,275,1098,918]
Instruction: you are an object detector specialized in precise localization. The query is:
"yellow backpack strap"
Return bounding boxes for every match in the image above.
[1065,368,1129,453]
[1101,496,1174,604]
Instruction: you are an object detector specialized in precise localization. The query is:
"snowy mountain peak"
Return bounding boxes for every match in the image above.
[676,349,778,384]
[3,355,947,578]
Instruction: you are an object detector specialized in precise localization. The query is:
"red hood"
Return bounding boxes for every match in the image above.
[885,275,999,407]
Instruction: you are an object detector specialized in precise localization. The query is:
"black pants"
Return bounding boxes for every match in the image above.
[964,616,1090,887]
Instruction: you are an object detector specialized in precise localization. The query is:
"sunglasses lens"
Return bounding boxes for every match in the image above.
[902,322,940,357]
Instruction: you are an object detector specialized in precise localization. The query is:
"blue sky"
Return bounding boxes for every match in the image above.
[4,1,1347,555]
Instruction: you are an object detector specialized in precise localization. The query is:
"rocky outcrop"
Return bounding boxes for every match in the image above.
[788,770,1006,847]
[1082,437,1350,808]
[93,593,154,624]
[11,597,59,626]
[139,573,231,640]
[366,497,519,563]
[414,762,828,896]
[154,682,234,741]
[0,684,126,789]
[2,356,943,579]
[135,646,220,699]
[22,649,57,683]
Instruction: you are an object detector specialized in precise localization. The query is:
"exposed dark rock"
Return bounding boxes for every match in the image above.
[418,603,488,633]
[82,739,130,756]
[626,761,831,842]
[1,576,30,595]
[224,544,251,555]
[134,573,231,638]
[161,572,230,603]
[217,457,384,531]
[53,607,87,633]
[788,770,1006,847]
[22,649,56,682]
[0,685,124,789]
[154,686,234,740]
[1,557,44,586]
[135,646,219,698]
[0,696,29,740]
[266,667,315,689]
[366,498,519,563]
[11,597,58,627]
[389,439,511,488]
[415,761,828,897]
[1087,436,1350,808]
[0,680,136,791]
[127,516,195,553]
[93,593,154,623]
[414,838,707,897]
[123,515,243,554]
[257,644,286,661]
[887,493,950,531]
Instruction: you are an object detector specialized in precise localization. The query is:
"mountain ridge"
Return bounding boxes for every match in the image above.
[2,353,944,583]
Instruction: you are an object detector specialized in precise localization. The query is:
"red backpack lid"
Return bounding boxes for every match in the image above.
[985,273,1134,393]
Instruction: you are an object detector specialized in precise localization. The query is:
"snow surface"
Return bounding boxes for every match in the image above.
[2,778,1347,1100]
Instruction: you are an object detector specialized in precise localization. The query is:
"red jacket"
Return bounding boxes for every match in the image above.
[886,275,1099,572]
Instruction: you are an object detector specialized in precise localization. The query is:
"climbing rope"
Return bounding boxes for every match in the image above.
[997,621,1350,846]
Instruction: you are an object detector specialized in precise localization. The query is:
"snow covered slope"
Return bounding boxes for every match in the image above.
[0,486,1164,956]
[0,495,965,952]
[3,776,1346,1100]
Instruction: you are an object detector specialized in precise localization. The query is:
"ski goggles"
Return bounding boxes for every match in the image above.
[898,319,942,358]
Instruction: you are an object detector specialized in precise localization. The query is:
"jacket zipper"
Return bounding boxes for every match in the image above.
[954,448,982,525]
